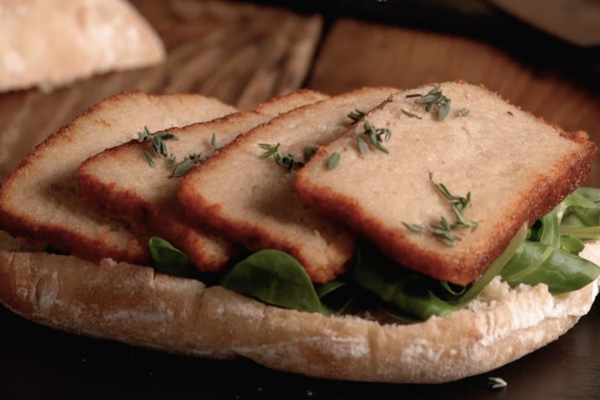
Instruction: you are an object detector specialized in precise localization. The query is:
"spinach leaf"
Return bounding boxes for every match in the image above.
[148,237,197,277]
[220,249,324,313]
[315,279,357,315]
[352,242,456,320]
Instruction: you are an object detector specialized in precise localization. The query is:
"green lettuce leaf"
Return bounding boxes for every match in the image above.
[148,237,197,277]
[220,249,325,313]
[352,242,457,320]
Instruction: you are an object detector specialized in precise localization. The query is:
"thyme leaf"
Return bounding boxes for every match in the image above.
[326,152,341,170]
[356,136,369,155]
[432,180,478,229]
[258,143,281,159]
[407,85,452,121]
[171,153,203,178]
[167,153,177,168]
[487,377,507,390]
[210,132,222,150]
[348,109,366,122]
[303,145,318,162]
[403,179,477,246]
[402,222,425,232]
[401,109,422,119]
[456,108,469,117]
[143,149,155,166]
[138,126,178,165]
[363,121,390,154]
[258,143,304,171]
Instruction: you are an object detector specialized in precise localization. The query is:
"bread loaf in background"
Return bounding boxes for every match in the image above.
[0,0,166,92]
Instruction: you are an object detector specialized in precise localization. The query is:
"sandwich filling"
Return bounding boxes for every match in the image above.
[149,186,600,321]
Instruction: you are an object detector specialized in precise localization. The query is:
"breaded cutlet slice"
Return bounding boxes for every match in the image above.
[294,81,597,285]
[77,89,329,271]
[0,91,236,264]
[177,87,399,283]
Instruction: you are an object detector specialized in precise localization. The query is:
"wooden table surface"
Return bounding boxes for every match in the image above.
[1,0,600,398]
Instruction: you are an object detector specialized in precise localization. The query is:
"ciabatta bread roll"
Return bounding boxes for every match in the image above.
[0,0,165,92]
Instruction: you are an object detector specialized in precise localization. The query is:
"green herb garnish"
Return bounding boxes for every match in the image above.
[171,153,203,177]
[456,108,469,117]
[356,136,369,155]
[402,222,425,232]
[487,377,507,390]
[303,145,318,162]
[326,152,341,170]
[167,153,177,168]
[142,149,155,166]
[258,143,304,171]
[363,121,391,154]
[407,85,452,121]
[210,132,222,150]
[432,181,478,229]
[401,109,422,119]
[348,109,366,122]
[403,179,477,246]
[137,126,178,166]
[258,143,281,159]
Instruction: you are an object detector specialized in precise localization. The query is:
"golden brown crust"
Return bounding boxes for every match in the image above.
[178,87,398,282]
[0,243,597,383]
[77,90,328,271]
[0,91,236,264]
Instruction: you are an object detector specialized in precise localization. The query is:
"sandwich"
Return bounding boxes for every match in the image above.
[0,81,598,384]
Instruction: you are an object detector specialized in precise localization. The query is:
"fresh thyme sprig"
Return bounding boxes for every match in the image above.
[432,181,478,229]
[406,85,452,121]
[347,109,366,122]
[402,179,477,246]
[171,153,203,178]
[137,126,178,166]
[258,143,306,171]
[487,377,507,390]
[326,152,341,170]
[210,132,222,150]
[456,108,469,117]
[361,121,391,154]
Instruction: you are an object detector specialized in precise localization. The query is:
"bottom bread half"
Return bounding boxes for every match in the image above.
[0,237,598,383]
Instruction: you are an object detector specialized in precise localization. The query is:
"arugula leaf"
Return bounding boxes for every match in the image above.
[457,224,527,304]
[499,204,600,295]
[220,249,325,313]
[557,188,600,240]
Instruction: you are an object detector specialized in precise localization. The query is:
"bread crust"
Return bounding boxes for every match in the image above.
[76,90,328,271]
[294,82,597,284]
[0,91,236,264]
[0,238,597,383]
[178,87,399,282]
